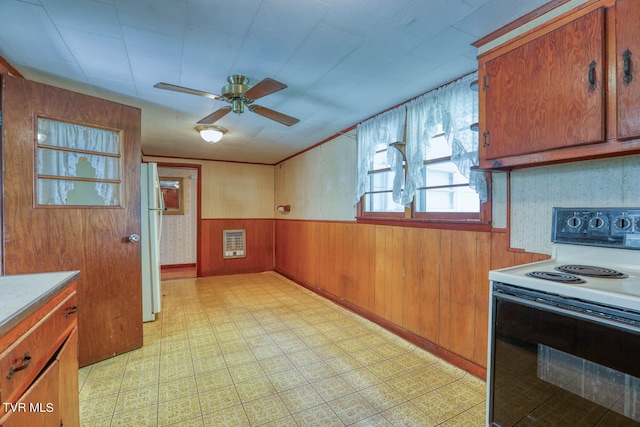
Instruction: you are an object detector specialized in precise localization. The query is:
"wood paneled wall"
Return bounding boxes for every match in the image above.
[199,219,274,276]
[274,220,547,377]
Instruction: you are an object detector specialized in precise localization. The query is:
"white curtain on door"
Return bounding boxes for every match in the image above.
[354,106,407,206]
[37,118,120,205]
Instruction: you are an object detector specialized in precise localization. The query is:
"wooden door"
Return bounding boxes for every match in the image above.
[1,75,142,367]
[483,8,605,159]
[617,0,640,140]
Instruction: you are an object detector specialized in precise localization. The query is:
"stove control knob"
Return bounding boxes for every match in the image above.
[589,216,605,229]
[615,217,631,230]
[567,215,582,229]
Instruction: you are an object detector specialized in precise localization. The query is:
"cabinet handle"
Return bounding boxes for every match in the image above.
[64,305,78,318]
[6,352,31,379]
[623,49,633,84]
[483,131,490,148]
[588,60,597,90]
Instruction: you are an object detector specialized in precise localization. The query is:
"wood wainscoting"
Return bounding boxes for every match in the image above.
[199,218,274,276]
[274,220,548,378]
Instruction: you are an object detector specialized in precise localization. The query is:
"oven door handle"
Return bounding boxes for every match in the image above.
[494,291,640,334]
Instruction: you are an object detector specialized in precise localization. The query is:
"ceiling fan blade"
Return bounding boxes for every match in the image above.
[154,82,223,100]
[197,107,232,124]
[243,78,287,100]
[249,105,299,126]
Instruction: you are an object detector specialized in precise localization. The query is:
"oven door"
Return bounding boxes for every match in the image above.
[488,283,640,427]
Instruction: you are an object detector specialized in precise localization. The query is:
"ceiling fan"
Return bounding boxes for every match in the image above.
[154,75,299,126]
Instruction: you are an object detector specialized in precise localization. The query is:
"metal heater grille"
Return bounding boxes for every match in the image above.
[223,229,246,259]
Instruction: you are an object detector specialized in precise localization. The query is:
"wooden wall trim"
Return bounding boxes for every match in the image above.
[472,0,573,48]
[277,268,487,380]
[0,56,23,77]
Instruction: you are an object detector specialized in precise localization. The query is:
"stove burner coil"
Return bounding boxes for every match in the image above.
[525,271,587,284]
[555,265,628,279]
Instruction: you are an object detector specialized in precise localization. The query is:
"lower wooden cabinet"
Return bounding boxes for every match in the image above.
[0,284,79,427]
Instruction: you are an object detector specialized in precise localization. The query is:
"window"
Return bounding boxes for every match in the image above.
[414,132,480,215]
[355,72,488,225]
[36,117,122,206]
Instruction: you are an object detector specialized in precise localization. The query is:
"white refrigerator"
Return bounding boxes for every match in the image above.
[141,162,163,322]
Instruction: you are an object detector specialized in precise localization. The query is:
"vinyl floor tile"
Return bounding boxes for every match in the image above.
[79,272,486,426]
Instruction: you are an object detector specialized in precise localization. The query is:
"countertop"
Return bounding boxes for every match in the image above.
[0,271,80,337]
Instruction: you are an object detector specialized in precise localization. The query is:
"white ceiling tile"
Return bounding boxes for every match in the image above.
[0,1,76,64]
[390,0,475,39]
[355,27,424,62]
[186,0,260,40]
[58,27,133,81]
[323,0,412,37]
[253,0,330,36]
[41,0,121,38]
[115,0,187,38]
[453,0,549,38]
[412,27,478,64]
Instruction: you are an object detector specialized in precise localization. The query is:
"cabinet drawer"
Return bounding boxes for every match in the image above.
[0,292,77,406]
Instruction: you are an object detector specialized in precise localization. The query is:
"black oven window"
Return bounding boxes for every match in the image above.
[491,297,640,426]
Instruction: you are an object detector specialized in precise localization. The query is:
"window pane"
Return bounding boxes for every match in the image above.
[415,187,479,212]
[425,161,468,186]
[425,134,451,160]
[38,118,120,154]
[37,179,120,206]
[370,170,395,192]
[364,192,404,213]
[37,149,120,180]
[371,145,390,169]
[36,118,121,207]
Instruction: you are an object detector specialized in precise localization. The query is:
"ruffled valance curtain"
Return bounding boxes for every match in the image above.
[405,72,487,203]
[354,106,407,205]
[37,118,120,205]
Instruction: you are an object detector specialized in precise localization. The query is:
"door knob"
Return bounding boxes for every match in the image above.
[128,234,141,243]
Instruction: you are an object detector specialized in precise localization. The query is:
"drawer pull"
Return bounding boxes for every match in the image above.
[588,60,597,90]
[6,352,31,379]
[624,49,633,84]
[64,305,78,318]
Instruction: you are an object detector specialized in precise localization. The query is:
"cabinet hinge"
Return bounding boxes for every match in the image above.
[482,74,490,91]
[0,110,3,126]
[483,131,490,148]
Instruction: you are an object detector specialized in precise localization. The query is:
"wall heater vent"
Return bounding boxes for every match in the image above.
[223,229,246,259]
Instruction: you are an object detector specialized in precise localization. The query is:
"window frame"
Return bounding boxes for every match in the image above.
[356,141,491,231]
[34,115,124,208]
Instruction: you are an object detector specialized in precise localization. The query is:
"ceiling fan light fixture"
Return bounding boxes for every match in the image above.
[195,125,227,143]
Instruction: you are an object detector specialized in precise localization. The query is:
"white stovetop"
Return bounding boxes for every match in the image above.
[490,244,640,312]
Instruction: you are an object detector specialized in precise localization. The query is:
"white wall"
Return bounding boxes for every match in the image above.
[143,156,274,219]
[274,132,357,221]
[510,154,640,254]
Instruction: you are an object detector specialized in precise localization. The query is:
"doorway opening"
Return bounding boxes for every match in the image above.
[156,163,201,280]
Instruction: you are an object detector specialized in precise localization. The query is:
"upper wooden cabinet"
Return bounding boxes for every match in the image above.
[477,0,640,170]
[617,0,640,140]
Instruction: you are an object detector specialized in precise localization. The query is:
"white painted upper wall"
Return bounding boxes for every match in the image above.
[510,155,640,255]
[275,132,357,221]
[143,156,274,219]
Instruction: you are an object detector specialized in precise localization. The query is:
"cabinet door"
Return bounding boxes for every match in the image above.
[483,8,605,160]
[57,328,79,427]
[1,362,59,427]
[617,0,640,140]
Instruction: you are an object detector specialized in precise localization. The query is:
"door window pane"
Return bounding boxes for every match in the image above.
[36,118,121,206]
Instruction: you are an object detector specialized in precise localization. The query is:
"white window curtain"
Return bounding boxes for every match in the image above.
[354,106,407,206]
[405,72,487,203]
[37,118,120,205]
